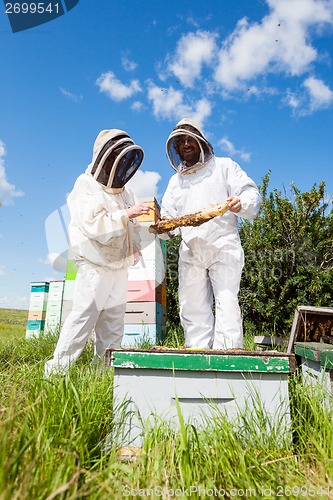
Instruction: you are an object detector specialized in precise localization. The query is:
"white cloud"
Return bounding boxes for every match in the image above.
[94,1,333,120]
[131,101,144,112]
[59,87,83,102]
[303,76,333,111]
[96,71,142,101]
[218,137,251,162]
[127,170,161,199]
[284,89,302,110]
[284,76,333,114]
[121,55,138,72]
[0,264,6,276]
[166,30,218,88]
[0,140,24,206]
[147,83,212,125]
[214,0,333,91]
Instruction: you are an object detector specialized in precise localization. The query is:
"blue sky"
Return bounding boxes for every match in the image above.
[1,0,333,310]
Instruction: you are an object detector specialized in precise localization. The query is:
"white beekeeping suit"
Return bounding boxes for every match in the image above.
[45,129,147,376]
[161,119,261,349]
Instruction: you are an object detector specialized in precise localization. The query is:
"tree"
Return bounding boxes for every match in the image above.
[239,172,333,336]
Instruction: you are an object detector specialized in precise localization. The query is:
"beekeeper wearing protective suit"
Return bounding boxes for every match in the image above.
[160,119,261,349]
[44,129,152,376]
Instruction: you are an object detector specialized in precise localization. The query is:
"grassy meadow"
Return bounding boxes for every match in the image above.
[0,308,27,343]
[1,309,333,499]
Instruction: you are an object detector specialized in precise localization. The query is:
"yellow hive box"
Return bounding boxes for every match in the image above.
[136,199,161,223]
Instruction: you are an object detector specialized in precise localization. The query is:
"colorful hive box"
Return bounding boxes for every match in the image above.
[125,301,166,325]
[26,282,49,338]
[125,201,167,347]
[28,300,48,312]
[46,301,63,313]
[127,280,166,306]
[26,320,46,338]
[45,281,65,331]
[128,258,166,284]
[45,313,62,330]
[48,280,65,301]
[122,324,165,347]
[30,282,49,293]
[28,310,46,321]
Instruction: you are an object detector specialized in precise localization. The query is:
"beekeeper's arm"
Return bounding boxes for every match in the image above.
[224,159,261,220]
[125,191,152,265]
[159,177,180,239]
[68,177,150,246]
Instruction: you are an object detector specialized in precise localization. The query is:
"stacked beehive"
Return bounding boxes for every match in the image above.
[26,281,49,338]
[45,280,65,332]
[123,198,167,346]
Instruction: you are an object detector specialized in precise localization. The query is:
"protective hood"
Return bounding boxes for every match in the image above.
[166,118,214,174]
[88,129,144,190]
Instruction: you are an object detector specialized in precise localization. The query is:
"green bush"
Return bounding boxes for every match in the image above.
[240,172,333,337]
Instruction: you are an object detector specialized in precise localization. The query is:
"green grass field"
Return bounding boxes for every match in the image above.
[0,308,27,343]
[1,309,333,498]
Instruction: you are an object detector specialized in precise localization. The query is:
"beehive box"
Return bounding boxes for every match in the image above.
[294,341,333,397]
[106,348,295,447]
[122,323,165,347]
[26,282,49,338]
[287,306,333,353]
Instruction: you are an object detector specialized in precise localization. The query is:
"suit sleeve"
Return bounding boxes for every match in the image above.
[67,176,130,245]
[225,159,262,220]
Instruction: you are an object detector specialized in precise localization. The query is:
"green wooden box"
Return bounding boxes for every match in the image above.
[294,341,333,396]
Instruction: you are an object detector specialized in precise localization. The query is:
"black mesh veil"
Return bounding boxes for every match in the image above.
[91,132,144,188]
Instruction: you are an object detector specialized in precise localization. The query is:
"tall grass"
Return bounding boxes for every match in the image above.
[0,314,333,498]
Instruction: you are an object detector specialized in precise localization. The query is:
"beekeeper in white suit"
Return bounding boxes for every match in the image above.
[160,119,261,349]
[44,129,152,376]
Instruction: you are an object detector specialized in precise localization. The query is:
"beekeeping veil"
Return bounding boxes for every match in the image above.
[89,129,144,190]
[166,118,214,174]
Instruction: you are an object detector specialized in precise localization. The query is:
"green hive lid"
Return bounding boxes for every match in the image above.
[295,341,333,369]
[109,349,293,373]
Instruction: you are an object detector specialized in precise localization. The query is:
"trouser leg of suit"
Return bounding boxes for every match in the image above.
[44,263,128,376]
[93,269,128,359]
[209,258,243,349]
[178,258,214,348]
